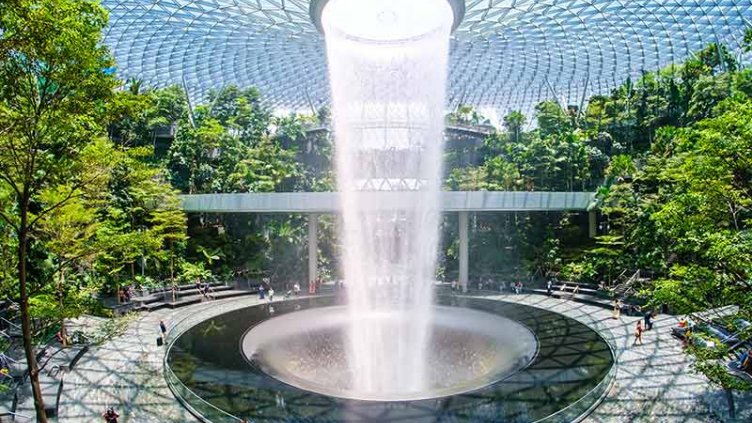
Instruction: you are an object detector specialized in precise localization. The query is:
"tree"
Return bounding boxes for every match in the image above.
[535,101,571,137]
[36,139,114,343]
[0,0,116,420]
[503,111,526,143]
[447,104,489,126]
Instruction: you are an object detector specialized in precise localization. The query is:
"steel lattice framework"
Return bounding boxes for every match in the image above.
[101,0,752,120]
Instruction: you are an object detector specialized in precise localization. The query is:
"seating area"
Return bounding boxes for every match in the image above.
[116,282,260,314]
[528,282,617,311]
[670,311,752,382]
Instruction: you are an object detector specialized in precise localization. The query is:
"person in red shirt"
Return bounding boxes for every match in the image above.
[633,320,644,346]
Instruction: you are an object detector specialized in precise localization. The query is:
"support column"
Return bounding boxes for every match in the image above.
[308,214,319,285]
[459,211,469,293]
[588,210,597,239]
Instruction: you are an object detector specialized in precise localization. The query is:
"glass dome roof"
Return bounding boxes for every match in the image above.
[101,0,751,120]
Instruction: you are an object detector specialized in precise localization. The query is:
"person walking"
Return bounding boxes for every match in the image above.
[633,320,644,346]
[612,299,621,319]
[159,320,167,338]
[546,280,553,296]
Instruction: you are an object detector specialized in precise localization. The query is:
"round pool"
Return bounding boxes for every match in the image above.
[165,295,614,422]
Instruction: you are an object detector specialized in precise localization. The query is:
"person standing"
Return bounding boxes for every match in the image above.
[268,288,275,302]
[633,320,644,345]
[103,407,119,423]
[546,280,553,296]
[159,320,167,338]
[293,282,301,295]
[612,299,621,319]
[644,310,654,331]
[258,284,265,300]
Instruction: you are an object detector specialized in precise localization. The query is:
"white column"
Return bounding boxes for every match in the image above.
[588,210,597,239]
[459,211,469,292]
[308,214,319,283]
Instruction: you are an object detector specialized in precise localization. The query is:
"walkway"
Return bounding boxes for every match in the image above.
[180,191,596,213]
[54,296,267,423]
[52,293,750,422]
[489,293,750,423]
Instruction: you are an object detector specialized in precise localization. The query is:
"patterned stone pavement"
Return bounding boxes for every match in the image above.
[54,296,267,423]
[490,293,751,423]
[50,293,751,422]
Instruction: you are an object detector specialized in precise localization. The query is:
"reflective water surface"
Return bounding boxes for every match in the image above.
[167,296,614,422]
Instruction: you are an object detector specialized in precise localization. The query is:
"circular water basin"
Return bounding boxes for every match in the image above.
[241,305,537,401]
[166,295,614,422]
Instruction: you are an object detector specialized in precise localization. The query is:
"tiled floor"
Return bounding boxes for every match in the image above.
[52,293,751,422]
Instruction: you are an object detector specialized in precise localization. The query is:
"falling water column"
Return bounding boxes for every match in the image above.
[322,0,454,398]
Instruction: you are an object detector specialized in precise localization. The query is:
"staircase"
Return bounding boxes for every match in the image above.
[128,282,259,312]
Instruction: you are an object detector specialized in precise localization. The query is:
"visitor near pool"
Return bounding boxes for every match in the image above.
[633,321,644,346]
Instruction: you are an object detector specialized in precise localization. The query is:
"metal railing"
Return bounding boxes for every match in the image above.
[163,295,618,423]
[534,305,619,423]
[163,300,258,423]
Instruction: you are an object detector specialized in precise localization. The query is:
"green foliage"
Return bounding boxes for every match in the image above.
[96,147,187,290]
[179,261,212,283]
[472,125,600,192]
[447,104,490,126]
[560,261,597,284]
[0,0,118,419]
[165,86,300,194]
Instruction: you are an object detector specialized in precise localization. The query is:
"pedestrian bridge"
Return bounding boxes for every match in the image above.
[179,191,597,290]
[180,191,596,213]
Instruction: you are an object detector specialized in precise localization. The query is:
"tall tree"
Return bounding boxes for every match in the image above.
[0,0,115,420]
[35,139,114,343]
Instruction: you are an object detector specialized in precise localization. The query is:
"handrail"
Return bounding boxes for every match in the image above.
[163,300,259,422]
[0,317,21,331]
[532,306,618,423]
